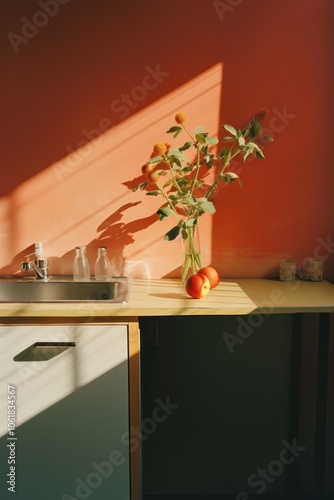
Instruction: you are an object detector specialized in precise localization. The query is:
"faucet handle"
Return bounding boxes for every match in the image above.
[20,262,32,272]
[35,258,49,269]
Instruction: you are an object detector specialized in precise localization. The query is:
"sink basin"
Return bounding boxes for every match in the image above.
[0,276,131,303]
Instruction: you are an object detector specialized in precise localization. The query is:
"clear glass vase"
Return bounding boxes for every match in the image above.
[181,224,202,282]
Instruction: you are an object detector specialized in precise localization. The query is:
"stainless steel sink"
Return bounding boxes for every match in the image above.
[0,276,131,303]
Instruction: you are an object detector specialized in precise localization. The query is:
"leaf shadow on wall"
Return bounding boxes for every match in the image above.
[96,203,158,277]
[0,202,158,278]
[59,202,158,278]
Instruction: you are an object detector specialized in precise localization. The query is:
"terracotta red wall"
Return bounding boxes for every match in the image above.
[1,0,333,281]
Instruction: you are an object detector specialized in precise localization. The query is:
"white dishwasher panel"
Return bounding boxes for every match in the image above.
[0,325,130,500]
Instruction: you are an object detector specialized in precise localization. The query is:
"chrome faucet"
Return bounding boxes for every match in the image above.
[20,259,49,280]
[20,242,49,280]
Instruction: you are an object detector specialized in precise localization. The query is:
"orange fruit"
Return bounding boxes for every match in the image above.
[197,266,220,289]
[185,274,210,299]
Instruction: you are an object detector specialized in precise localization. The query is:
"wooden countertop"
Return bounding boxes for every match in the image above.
[0,278,334,318]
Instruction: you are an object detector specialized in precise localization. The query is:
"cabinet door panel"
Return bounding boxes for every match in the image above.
[0,325,130,500]
[140,315,293,497]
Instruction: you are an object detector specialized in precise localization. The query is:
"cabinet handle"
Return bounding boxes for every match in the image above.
[14,342,75,362]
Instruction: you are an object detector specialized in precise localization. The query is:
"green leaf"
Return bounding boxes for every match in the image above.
[251,143,265,159]
[181,228,188,240]
[195,133,208,144]
[222,136,235,142]
[204,156,216,169]
[223,124,237,136]
[206,136,219,145]
[197,198,216,214]
[194,126,205,134]
[157,207,175,220]
[162,179,173,189]
[179,141,192,151]
[241,126,248,138]
[246,141,260,150]
[164,226,181,241]
[184,193,198,206]
[148,155,163,163]
[248,128,256,140]
[167,126,181,133]
[170,156,182,167]
[179,165,193,174]
[238,136,245,146]
[168,148,187,159]
[218,147,230,158]
[243,149,252,162]
[221,172,242,186]
[185,218,198,227]
[253,121,262,134]
[262,133,274,142]
[146,191,159,196]
[132,181,148,192]
[245,142,265,159]
[177,177,190,189]
[166,126,182,138]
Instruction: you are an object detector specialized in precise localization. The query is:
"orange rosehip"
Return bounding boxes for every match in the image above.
[152,142,167,156]
[175,112,187,124]
[146,171,160,185]
[141,163,154,175]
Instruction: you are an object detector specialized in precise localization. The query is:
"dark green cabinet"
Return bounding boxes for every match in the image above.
[140,314,333,500]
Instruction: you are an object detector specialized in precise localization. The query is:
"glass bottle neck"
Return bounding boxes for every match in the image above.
[75,246,87,255]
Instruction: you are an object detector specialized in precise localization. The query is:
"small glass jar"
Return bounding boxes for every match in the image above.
[279,259,297,282]
[306,259,324,281]
[95,246,111,280]
[73,246,90,281]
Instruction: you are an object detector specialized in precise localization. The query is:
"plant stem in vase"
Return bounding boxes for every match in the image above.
[182,224,201,282]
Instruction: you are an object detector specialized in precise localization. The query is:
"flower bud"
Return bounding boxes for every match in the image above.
[254,108,269,122]
[153,142,167,155]
[146,171,160,185]
[141,163,154,175]
[175,112,187,124]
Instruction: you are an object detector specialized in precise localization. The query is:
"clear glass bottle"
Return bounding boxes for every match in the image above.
[73,246,90,281]
[95,246,111,280]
